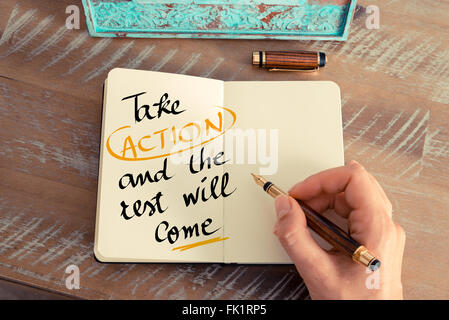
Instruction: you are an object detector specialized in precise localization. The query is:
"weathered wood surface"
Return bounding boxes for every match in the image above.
[0,0,448,299]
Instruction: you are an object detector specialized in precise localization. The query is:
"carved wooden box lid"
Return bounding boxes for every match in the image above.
[82,0,357,40]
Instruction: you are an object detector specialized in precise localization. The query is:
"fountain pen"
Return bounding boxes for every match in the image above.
[251,173,381,271]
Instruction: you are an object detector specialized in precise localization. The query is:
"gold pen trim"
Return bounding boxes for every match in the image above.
[352,246,380,270]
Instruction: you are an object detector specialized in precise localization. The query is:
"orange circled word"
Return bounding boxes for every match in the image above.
[106,107,236,161]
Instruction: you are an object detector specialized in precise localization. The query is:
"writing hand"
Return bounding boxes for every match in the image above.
[274,161,405,299]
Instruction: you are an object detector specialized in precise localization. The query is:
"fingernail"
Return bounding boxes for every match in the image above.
[275,195,291,219]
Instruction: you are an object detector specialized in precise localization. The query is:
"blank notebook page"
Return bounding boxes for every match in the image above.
[223,81,344,263]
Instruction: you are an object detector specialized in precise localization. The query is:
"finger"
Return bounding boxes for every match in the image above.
[292,192,352,218]
[334,192,352,218]
[274,195,335,279]
[299,194,333,213]
[290,161,393,248]
[367,172,392,218]
[289,162,382,211]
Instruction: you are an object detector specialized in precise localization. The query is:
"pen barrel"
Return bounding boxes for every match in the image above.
[259,179,380,270]
[263,51,322,70]
[297,199,360,256]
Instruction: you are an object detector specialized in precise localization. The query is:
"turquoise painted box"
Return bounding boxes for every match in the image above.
[82,0,357,40]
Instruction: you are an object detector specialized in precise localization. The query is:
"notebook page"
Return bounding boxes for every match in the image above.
[95,68,226,262]
[223,81,344,263]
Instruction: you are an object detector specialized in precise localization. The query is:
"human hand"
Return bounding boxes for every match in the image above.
[273,161,405,300]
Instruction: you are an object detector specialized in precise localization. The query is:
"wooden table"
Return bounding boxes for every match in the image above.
[0,0,448,299]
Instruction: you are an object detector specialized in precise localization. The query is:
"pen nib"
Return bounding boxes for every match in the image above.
[251,173,267,187]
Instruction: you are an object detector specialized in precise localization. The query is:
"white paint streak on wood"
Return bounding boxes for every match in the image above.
[54,239,92,272]
[395,158,423,179]
[2,15,54,57]
[11,138,96,178]
[26,26,67,60]
[426,49,449,79]
[105,264,136,281]
[80,265,96,276]
[150,265,195,298]
[0,217,42,254]
[431,81,449,105]
[0,213,24,235]
[86,264,107,278]
[391,125,427,161]
[42,33,89,71]
[366,34,414,71]
[345,112,382,150]
[389,40,438,78]
[202,266,247,299]
[191,264,222,287]
[177,53,202,74]
[433,138,449,158]
[200,57,224,78]
[357,111,404,156]
[423,48,449,104]
[260,273,293,300]
[60,149,94,177]
[345,28,379,58]
[0,262,52,282]
[335,25,369,56]
[128,266,164,296]
[84,41,135,82]
[420,127,449,179]
[343,105,367,130]
[0,3,20,41]
[228,65,244,81]
[8,222,64,260]
[168,285,187,299]
[0,6,37,47]
[151,49,178,71]
[268,274,296,300]
[231,272,265,300]
[284,282,307,300]
[64,38,112,76]
[31,228,87,266]
[427,139,449,160]
[370,109,420,160]
[381,181,427,197]
[340,95,350,108]
[422,129,442,157]
[123,44,156,70]
[382,110,429,162]
[146,267,182,295]
[318,40,337,52]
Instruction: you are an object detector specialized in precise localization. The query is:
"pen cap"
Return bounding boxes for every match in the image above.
[254,51,325,71]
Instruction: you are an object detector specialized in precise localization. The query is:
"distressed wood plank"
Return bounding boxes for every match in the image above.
[0,0,448,299]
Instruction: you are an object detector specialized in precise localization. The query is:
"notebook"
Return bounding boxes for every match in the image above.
[94,68,344,263]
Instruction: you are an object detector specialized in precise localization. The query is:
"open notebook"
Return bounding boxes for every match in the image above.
[94,68,344,263]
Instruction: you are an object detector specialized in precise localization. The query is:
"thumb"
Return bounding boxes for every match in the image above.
[274,195,334,278]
